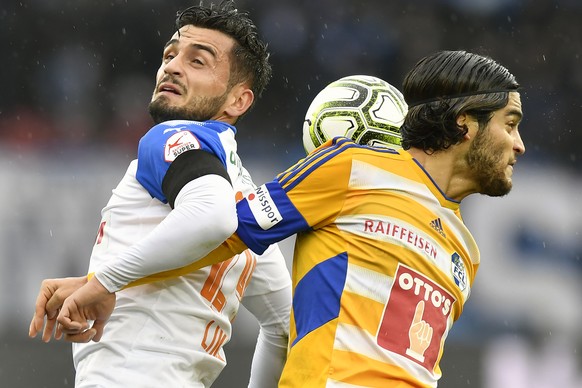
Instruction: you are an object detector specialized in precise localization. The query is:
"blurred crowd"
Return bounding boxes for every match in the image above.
[1,0,582,171]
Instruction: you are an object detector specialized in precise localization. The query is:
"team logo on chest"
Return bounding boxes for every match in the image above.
[164,131,201,162]
[450,253,467,291]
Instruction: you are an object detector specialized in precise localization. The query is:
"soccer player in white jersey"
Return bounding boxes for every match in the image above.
[29,2,291,387]
[33,50,525,387]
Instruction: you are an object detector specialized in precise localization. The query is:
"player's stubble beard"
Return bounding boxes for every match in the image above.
[148,81,230,124]
[465,126,513,197]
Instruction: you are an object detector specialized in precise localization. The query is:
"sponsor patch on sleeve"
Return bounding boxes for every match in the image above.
[246,184,283,230]
[164,131,201,162]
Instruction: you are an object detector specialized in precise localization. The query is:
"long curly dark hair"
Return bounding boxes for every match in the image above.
[175,1,272,108]
[400,50,519,152]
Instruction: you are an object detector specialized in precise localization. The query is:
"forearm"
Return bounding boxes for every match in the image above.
[244,288,291,387]
[94,175,237,292]
[123,233,248,288]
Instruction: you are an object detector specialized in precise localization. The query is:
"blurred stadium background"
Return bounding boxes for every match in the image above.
[1,0,581,387]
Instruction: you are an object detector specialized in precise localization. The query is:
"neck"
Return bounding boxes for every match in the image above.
[407,147,478,202]
[210,113,237,125]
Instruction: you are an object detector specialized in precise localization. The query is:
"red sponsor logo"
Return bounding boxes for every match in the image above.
[364,219,438,260]
[377,265,455,371]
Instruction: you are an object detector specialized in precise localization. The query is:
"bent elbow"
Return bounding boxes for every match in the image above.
[217,205,238,240]
[206,195,238,243]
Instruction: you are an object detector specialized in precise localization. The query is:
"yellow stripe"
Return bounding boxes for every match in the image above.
[277,138,355,184]
[340,291,384,334]
[293,227,346,284]
[330,349,433,388]
[280,318,339,387]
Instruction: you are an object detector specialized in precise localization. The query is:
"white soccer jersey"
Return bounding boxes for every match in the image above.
[72,120,291,387]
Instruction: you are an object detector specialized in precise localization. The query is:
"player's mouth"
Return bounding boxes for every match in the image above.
[157,82,183,96]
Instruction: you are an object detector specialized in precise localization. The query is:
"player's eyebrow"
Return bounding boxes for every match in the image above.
[190,43,218,58]
[163,38,178,50]
[506,108,523,122]
[163,39,218,58]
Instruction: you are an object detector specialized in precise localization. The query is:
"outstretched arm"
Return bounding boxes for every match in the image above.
[36,141,349,343]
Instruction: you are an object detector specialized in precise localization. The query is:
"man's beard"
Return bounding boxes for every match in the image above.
[148,93,229,124]
[465,128,513,197]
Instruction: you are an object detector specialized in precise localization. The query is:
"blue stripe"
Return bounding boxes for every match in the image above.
[277,137,352,185]
[235,181,310,254]
[291,252,348,347]
[279,139,358,191]
[279,137,398,192]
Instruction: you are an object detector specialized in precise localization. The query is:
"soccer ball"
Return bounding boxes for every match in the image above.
[302,75,408,154]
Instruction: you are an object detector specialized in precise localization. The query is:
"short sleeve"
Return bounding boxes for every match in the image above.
[136,120,230,203]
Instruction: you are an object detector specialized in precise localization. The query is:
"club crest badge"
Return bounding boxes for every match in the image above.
[451,253,467,291]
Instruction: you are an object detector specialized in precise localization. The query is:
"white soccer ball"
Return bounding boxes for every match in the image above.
[302,75,408,154]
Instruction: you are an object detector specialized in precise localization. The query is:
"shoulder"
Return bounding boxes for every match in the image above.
[141,120,234,144]
[134,120,236,202]
[310,137,400,161]
[139,120,236,161]
[280,137,400,180]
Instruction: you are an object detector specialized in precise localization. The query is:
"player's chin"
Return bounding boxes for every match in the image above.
[149,99,183,124]
[489,179,513,197]
[479,172,513,197]
[151,93,175,106]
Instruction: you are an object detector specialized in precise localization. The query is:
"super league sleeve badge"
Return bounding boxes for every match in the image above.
[164,131,201,162]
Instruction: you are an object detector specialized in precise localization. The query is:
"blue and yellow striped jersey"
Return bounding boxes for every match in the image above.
[236,137,479,387]
[129,137,479,387]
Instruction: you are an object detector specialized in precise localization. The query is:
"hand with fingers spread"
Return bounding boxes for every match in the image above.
[29,276,88,342]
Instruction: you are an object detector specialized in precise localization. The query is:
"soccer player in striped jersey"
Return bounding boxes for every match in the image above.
[29,3,291,387]
[239,51,523,387]
[33,50,525,387]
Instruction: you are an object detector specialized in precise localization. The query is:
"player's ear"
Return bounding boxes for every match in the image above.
[456,113,474,140]
[456,113,468,129]
[224,84,254,118]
